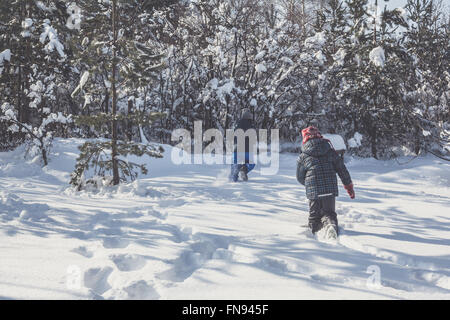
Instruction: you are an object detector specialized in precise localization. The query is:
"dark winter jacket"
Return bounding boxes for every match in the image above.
[297,138,352,200]
[234,118,254,154]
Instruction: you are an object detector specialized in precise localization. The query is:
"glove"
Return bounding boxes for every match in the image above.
[344,183,355,199]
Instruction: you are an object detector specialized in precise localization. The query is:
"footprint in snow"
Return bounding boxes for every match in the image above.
[256,257,291,274]
[19,209,48,222]
[310,273,348,284]
[140,208,168,220]
[157,236,231,282]
[157,198,186,208]
[102,237,130,249]
[123,280,160,300]
[83,266,113,295]
[109,254,147,272]
[71,246,94,258]
[157,250,204,282]
[413,271,450,291]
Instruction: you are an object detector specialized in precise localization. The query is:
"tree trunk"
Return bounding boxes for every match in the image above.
[104,88,109,114]
[41,143,48,166]
[111,0,120,185]
[371,128,378,159]
[18,1,25,124]
[373,0,378,44]
[127,98,133,141]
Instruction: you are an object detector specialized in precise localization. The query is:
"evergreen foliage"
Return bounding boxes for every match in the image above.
[1,0,448,167]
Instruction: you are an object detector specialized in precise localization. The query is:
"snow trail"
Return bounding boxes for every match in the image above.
[0,139,449,299]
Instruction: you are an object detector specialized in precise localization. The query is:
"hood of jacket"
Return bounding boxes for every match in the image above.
[301,138,331,157]
[236,118,253,131]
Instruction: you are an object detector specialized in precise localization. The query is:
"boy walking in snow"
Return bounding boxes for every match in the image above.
[230,109,256,182]
[296,126,355,237]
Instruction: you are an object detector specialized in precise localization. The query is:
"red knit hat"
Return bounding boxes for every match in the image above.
[302,126,322,144]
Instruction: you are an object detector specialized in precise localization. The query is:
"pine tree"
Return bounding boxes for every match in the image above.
[69,0,165,189]
[0,0,73,163]
[403,0,450,157]
[308,0,349,135]
[327,0,415,158]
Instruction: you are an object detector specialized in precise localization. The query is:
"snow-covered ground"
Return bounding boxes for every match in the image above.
[0,138,449,300]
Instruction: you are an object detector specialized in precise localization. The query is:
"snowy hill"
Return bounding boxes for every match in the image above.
[0,138,449,299]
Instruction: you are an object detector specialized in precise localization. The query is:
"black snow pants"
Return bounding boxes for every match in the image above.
[308,196,338,234]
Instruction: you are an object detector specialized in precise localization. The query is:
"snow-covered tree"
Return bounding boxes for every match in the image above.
[143,0,316,142]
[69,0,165,188]
[319,0,415,158]
[1,0,448,162]
[0,0,73,162]
[1,101,71,165]
[402,0,450,157]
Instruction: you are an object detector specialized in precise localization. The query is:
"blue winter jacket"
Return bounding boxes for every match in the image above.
[297,138,352,200]
[234,118,253,154]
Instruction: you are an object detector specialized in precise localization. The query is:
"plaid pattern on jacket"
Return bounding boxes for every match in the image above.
[296,138,352,200]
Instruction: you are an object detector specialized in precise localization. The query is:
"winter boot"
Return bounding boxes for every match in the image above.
[239,165,248,181]
[321,216,338,239]
[230,164,240,182]
[308,220,323,234]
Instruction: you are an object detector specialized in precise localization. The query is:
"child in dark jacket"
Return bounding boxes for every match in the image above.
[230,109,256,182]
[296,126,355,237]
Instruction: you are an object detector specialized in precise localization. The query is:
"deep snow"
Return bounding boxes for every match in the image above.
[0,138,449,299]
